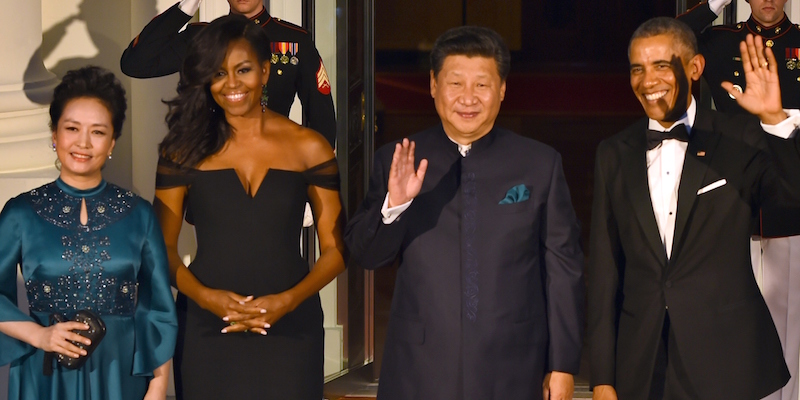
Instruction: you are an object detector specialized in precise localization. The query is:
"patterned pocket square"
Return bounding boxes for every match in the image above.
[499,184,530,204]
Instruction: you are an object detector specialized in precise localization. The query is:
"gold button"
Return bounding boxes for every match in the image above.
[278,70,283,75]
[766,39,775,48]
[796,77,800,82]
[734,71,739,76]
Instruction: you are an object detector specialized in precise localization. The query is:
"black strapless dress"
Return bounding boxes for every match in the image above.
[156,158,339,400]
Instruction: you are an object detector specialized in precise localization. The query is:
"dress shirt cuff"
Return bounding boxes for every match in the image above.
[708,0,732,15]
[179,0,202,16]
[761,109,800,139]
[381,194,412,224]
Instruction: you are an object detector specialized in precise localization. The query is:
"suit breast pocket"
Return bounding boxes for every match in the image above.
[493,201,532,215]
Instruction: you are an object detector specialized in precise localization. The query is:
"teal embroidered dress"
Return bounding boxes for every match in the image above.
[0,179,177,400]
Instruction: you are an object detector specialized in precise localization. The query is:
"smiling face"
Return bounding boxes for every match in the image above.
[629,34,704,128]
[430,55,506,145]
[227,0,264,18]
[52,97,116,189]
[210,38,269,119]
[749,0,787,26]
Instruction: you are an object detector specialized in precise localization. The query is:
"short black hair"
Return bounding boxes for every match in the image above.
[49,66,127,139]
[628,17,698,61]
[430,26,511,80]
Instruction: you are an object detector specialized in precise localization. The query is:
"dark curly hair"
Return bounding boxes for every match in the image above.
[430,26,510,81]
[160,14,272,168]
[49,66,127,139]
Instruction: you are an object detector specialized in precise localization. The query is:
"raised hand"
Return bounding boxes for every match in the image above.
[387,138,428,207]
[722,34,787,124]
[34,321,91,358]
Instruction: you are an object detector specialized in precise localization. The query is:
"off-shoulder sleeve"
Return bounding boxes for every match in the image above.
[0,197,37,366]
[132,203,178,376]
[303,158,340,190]
[155,156,196,189]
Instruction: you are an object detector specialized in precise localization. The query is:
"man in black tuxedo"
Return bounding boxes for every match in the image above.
[588,17,800,399]
[345,26,584,400]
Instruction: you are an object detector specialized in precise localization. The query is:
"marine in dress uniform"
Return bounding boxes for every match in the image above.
[679,3,800,400]
[120,1,336,147]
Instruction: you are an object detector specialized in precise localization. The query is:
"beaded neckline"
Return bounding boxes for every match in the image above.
[25,179,138,232]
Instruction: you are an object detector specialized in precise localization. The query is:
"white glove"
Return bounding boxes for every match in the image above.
[708,0,732,15]
[179,0,202,16]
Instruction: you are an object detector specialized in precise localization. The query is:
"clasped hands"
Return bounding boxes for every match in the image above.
[201,288,294,335]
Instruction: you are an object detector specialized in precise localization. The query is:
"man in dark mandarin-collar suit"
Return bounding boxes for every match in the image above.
[345,27,584,400]
[588,18,800,399]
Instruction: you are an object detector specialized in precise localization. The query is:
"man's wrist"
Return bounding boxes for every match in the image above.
[179,0,202,16]
[760,111,789,126]
[708,0,732,15]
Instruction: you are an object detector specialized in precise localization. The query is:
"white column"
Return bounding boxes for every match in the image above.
[0,1,60,397]
[0,0,60,182]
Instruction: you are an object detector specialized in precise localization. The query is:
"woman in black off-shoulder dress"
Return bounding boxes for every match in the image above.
[153,14,344,399]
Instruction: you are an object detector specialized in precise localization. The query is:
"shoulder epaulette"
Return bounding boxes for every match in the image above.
[270,18,308,34]
[710,23,745,33]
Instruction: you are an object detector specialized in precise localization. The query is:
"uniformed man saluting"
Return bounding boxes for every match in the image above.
[679,0,800,113]
[121,0,336,147]
[678,3,800,400]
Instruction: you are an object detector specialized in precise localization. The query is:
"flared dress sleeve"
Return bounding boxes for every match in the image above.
[132,203,178,376]
[0,197,37,366]
[303,158,340,190]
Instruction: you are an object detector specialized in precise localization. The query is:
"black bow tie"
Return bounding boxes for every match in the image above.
[646,124,689,150]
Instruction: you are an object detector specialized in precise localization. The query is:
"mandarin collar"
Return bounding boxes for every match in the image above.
[244,6,271,25]
[56,178,107,198]
[746,14,793,39]
[439,124,498,157]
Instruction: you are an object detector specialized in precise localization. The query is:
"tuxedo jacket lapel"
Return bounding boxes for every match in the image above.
[671,111,720,261]
[621,122,668,264]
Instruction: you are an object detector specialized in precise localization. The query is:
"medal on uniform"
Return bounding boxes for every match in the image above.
[786,48,799,70]
[280,42,290,64]
[289,43,299,65]
[271,53,279,64]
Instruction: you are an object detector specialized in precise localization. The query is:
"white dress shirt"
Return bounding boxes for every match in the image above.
[647,98,696,259]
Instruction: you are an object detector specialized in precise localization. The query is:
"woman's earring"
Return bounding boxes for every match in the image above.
[261,85,269,113]
[108,153,112,160]
[52,142,57,152]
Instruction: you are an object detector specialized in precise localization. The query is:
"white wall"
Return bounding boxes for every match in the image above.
[41,0,133,190]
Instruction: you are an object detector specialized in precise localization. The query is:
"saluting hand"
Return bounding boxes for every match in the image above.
[387,138,428,207]
[722,34,787,124]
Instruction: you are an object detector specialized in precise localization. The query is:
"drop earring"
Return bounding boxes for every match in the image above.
[52,142,56,152]
[261,85,269,113]
[108,153,113,160]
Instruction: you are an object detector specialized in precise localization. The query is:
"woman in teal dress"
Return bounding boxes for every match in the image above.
[0,66,178,400]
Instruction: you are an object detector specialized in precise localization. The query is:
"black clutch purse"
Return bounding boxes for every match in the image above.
[43,310,106,375]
